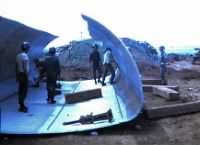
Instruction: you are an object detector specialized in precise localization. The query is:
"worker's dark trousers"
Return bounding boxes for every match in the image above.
[46,76,57,101]
[160,64,166,84]
[18,73,28,107]
[102,63,115,83]
[92,64,102,82]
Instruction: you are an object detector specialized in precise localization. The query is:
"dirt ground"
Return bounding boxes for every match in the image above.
[1,59,200,145]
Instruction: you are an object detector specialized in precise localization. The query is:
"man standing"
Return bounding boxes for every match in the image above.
[89,44,102,84]
[44,47,61,104]
[159,46,167,85]
[16,42,30,113]
[101,48,115,86]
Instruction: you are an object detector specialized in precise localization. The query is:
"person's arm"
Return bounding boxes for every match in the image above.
[15,62,19,81]
[42,59,47,78]
[97,52,101,62]
[57,58,61,75]
[110,53,115,63]
[89,53,92,64]
[22,59,29,80]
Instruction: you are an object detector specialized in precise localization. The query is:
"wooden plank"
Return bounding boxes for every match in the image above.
[142,79,163,85]
[152,86,180,101]
[144,101,200,119]
[65,88,102,104]
[143,85,179,93]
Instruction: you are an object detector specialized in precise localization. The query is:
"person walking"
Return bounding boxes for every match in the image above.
[44,47,61,104]
[16,42,30,113]
[101,48,115,86]
[89,44,102,84]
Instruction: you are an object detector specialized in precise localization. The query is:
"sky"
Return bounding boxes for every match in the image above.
[1,0,200,48]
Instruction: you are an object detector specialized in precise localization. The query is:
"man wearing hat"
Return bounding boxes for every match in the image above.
[89,44,102,84]
[16,42,30,112]
[159,46,167,85]
[44,47,61,104]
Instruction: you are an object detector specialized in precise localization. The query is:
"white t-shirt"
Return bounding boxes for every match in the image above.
[103,50,111,64]
[16,52,29,73]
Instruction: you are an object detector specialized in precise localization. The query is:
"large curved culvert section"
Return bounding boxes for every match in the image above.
[82,14,144,122]
[0,15,144,134]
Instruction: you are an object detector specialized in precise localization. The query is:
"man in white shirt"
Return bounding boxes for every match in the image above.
[16,42,30,113]
[102,48,115,86]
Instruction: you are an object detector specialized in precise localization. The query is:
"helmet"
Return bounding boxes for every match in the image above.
[106,47,111,51]
[49,47,56,55]
[159,46,165,51]
[92,44,98,49]
[21,42,30,51]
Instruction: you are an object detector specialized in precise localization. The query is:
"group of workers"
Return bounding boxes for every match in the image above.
[89,44,115,86]
[15,42,116,113]
[15,41,167,113]
[16,42,60,112]
[89,44,167,86]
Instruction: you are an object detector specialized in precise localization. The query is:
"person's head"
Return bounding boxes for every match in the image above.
[106,47,111,52]
[159,46,165,52]
[49,47,56,55]
[21,42,30,52]
[92,44,98,51]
